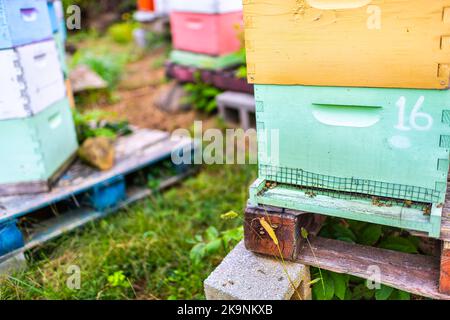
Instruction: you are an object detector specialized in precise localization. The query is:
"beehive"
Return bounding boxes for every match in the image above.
[47,0,65,35]
[169,0,242,14]
[0,39,66,120]
[138,0,155,12]
[0,0,52,49]
[0,98,78,196]
[255,85,450,204]
[243,0,450,89]
[170,11,242,56]
[46,0,59,33]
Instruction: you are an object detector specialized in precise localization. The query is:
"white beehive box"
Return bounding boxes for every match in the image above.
[169,0,242,14]
[155,0,169,15]
[0,39,65,120]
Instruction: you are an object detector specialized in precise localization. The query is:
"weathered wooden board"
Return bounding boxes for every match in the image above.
[244,204,450,299]
[0,128,193,223]
[440,242,450,294]
[298,236,449,300]
[0,169,194,264]
[243,0,450,89]
[244,205,326,260]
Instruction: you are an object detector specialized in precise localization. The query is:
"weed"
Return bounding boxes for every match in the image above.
[108,22,138,44]
[73,109,132,144]
[183,73,222,113]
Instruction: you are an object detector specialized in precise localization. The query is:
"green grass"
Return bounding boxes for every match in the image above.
[0,164,256,300]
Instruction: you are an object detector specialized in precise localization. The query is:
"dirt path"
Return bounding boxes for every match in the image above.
[101,48,212,132]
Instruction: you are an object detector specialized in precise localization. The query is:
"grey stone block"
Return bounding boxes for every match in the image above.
[204,241,311,300]
[0,252,27,275]
[217,92,255,130]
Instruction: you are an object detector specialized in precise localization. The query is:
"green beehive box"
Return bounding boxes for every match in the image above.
[250,85,450,237]
[0,98,78,196]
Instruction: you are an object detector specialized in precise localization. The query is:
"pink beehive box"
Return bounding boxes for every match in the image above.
[170,11,242,56]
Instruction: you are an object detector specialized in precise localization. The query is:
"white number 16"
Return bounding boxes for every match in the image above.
[395,96,433,131]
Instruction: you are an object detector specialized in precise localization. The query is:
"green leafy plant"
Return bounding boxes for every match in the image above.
[107,271,130,288]
[146,31,172,50]
[311,218,419,300]
[107,22,137,44]
[235,65,247,79]
[233,48,248,79]
[73,109,132,144]
[311,269,411,300]
[189,226,243,265]
[71,50,128,88]
[183,73,222,113]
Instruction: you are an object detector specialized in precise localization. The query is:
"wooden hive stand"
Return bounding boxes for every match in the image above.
[244,177,450,299]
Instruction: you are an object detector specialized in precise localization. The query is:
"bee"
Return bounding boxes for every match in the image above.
[403,200,413,208]
[305,190,317,198]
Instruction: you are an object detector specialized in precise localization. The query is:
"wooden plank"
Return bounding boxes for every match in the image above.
[440,242,450,294]
[244,205,326,260]
[243,0,450,89]
[0,129,193,222]
[0,169,196,264]
[297,236,449,300]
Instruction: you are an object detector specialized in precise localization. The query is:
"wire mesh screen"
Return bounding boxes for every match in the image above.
[259,165,441,204]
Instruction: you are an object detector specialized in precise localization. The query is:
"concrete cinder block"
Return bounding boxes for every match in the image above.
[217,91,256,130]
[204,241,311,300]
[0,252,27,275]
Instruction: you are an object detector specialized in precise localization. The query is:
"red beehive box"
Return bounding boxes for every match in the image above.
[137,0,154,12]
[170,11,242,56]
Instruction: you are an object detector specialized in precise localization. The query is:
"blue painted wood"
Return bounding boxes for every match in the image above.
[0,129,195,221]
[0,221,24,256]
[0,0,53,49]
[46,1,59,33]
[0,129,197,261]
[86,176,126,211]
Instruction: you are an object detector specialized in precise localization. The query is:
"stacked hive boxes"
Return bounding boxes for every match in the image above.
[245,0,450,238]
[136,0,169,19]
[138,0,169,15]
[0,0,78,196]
[168,0,243,70]
[47,0,67,77]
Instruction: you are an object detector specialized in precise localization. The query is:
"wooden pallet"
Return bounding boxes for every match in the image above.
[165,62,254,94]
[244,204,450,300]
[0,128,196,263]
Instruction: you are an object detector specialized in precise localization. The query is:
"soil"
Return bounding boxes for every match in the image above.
[99,48,213,132]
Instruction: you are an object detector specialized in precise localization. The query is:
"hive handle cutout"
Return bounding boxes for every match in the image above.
[33,52,48,67]
[185,19,204,31]
[48,112,62,129]
[20,8,38,22]
[305,0,372,10]
[311,103,382,128]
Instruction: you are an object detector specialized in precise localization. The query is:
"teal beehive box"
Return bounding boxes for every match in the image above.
[0,0,53,49]
[250,85,450,237]
[0,98,78,196]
